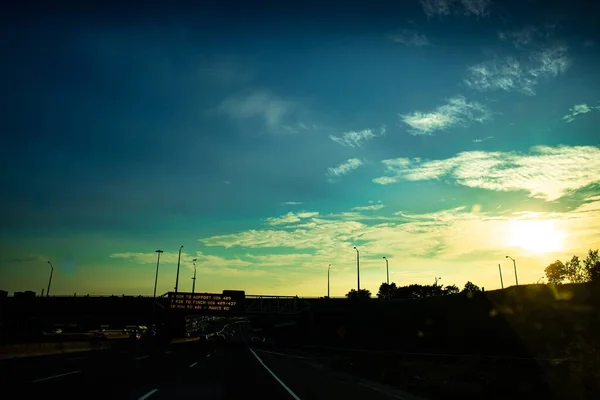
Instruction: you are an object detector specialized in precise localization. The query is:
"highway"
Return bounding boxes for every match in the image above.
[0,338,424,400]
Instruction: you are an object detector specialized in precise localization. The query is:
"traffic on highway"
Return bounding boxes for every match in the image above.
[0,319,421,400]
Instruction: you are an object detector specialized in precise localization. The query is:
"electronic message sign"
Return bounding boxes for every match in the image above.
[168,290,245,313]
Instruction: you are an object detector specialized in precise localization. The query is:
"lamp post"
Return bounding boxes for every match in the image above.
[175,245,184,293]
[154,250,163,298]
[46,261,54,297]
[498,264,504,289]
[192,258,197,294]
[506,255,519,286]
[382,257,389,285]
[434,277,441,286]
[328,264,331,298]
[353,247,360,291]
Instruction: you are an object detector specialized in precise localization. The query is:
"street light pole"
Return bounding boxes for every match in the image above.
[175,245,183,294]
[192,258,197,294]
[46,261,54,297]
[383,257,389,285]
[154,250,163,298]
[434,277,441,286]
[498,264,504,289]
[353,247,360,291]
[328,264,331,298]
[506,255,519,286]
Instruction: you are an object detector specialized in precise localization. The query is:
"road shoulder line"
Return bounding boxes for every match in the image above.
[248,347,302,400]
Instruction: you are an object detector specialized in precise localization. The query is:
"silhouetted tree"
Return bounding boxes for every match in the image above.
[443,284,460,295]
[545,260,566,284]
[584,249,600,283]
[377,282,397,299]
[565,255,586,283]
[345,288,372,299]
[462,281,481,293]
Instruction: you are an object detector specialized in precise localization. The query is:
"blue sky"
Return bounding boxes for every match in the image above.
[1,0,599,296]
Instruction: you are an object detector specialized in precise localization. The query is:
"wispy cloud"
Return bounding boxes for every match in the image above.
[282,201,303,205]
[327,158,364,180]
[563,103,599,123]
[329,127,385,147]
[218,90,297,132]
[351,203,386,211]
[390,30,430,46]
[465,45,570,95]
[420,0,491,18]
[497,26,553,49]
[472,136,494,143]
[400,95,491,135]
[373,145,600,201]
[265,211,320,226]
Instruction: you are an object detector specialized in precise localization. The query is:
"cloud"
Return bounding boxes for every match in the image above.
[465,45,570,95]
[351,203,386,211]
[390,30,430,46]
[265,211,320,226]
[400,95,491,135]
[110,251,253,270]
[327,158,364,179]
[472,136,494,143]
[498,26,544,49]
[563,103,599,123]
[420,0,491,18]
[199,198,600,269]
[282,201,303,205]
[373,145,600,201]
[329,127,385,147]
[218,90,297,132]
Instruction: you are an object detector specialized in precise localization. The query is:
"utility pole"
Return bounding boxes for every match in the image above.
[506,256,519,286]
[498,263,504,289]
[353,247,360,291]
[46,261,54,297]
[192,258,197,294]
[154,250,163,298]
[175,245,183,293]
[328,264,331,298]
[383,257,389,285]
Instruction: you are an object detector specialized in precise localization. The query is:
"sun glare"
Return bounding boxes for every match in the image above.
[507,219,565,254]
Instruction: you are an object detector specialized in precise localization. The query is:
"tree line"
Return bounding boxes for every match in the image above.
[343,281,483,300]
[544,249,600,285]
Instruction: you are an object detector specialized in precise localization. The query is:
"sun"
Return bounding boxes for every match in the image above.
[507,219,565,254]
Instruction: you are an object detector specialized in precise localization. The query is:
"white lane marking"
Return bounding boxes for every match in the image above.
[137,389,158,400]
[31,370,81,383]
[255,349,315,360]
[135,355,150,360]
[189,362,198,368]
[248,347,302,400]
[206,353,211,358]
[164,351,172,355]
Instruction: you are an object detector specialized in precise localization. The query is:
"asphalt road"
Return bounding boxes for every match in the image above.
[0,339,424,400]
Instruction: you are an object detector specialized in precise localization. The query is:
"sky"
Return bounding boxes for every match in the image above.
[1,0,599,297]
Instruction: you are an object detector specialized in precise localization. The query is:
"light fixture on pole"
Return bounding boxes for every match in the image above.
[192,258,197,294]
[328,264,331,298]
[505,255,519,286]
[382,256,389,285]
[175,245,184,293]
[353,247,360,291]
[154,250,163,298]
[46,261,54,297]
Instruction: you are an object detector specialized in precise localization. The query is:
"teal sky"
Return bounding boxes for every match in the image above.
[1,0,599,296]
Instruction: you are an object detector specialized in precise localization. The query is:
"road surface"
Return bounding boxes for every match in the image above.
[0,340,424,400]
